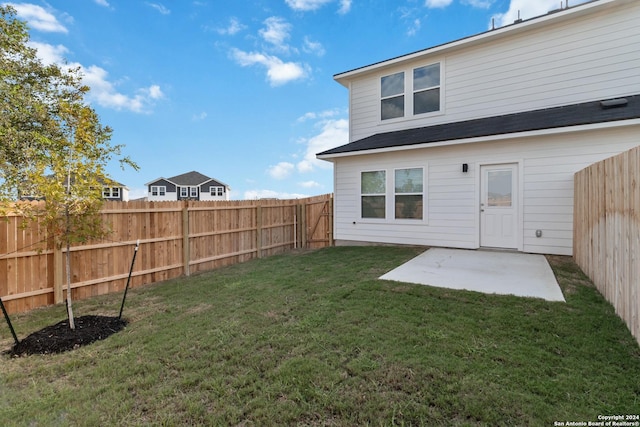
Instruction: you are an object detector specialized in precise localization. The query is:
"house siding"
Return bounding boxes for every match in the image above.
[348,0,640,142]
[333,125,640,255]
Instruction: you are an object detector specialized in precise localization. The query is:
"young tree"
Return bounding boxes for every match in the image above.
[1,5,138,329]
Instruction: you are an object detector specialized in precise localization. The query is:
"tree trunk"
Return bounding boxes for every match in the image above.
[65,238,75,330]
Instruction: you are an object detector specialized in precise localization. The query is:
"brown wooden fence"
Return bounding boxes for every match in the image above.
[574,146,639,345]
[0,194,333,314]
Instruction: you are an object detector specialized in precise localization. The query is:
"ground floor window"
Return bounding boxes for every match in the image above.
[361,170,386,219]
[395,168,423,219]
[360,166,425,221]
[151,186,166,196]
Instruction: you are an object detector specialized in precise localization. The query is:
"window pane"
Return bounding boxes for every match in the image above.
[413,64,440,91]
[395,195,423,219]
[414,88,440,115]
[361,171,386,194]
[381,96,404,120]
[395,168,423,193]
[362,196,385,218]
[487,170,512,207]
[381,72,404,97]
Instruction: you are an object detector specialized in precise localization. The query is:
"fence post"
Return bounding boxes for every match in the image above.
[256,204,262,258]
[182,203,190,276]
[300,202,307,249]
[53,242,64,304]
[328,195,334,247]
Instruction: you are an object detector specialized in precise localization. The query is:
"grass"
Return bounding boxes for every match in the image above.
[1,246,639,426]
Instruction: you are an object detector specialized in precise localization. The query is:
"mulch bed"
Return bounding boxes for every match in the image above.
[5,315,127,357]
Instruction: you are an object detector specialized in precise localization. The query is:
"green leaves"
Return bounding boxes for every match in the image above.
[0,4,137,244]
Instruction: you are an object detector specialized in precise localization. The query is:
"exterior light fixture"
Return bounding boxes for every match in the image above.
[462,163,469,173]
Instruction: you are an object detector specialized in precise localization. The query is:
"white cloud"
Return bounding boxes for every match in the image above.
[192,111,207,121]
[297,108,342,122]
[146,2,170,15]
[284,0,351,14]
[407,18,421,36]
[27,41,68,64]
[29,41,164,113]
[462,0,494,8]
[267,162,295,180]
[217,17,246,35]
[94,0,110,7]
[259,17,291,51]
[297,118,348,173]
[299,180,320,188]
[338,0,352,14]
[9,3,68,33]
[491,0,590,28]
[425,0,453,8]
[285,0,332,12]
[230,48,308,86]
[244,189,308,200]
[303,37,325,56]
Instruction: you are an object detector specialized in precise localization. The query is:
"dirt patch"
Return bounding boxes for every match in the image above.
[5,315,127,357]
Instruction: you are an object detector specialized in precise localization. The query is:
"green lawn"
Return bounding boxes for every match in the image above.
[1,246,639,426]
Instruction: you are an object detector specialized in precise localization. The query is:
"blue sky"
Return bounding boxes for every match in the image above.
[7,0,587,200]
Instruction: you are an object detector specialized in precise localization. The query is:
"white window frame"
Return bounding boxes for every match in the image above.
[379,60,444,123]
[210,186,223,196]
[102,187,112,198]
[358,166,428,224]
[412,63,441,116]
[180,187,188,197]
[394,167,426,221]
[151,186,166,196]
[360,170,387,221]
[190,187,198,198]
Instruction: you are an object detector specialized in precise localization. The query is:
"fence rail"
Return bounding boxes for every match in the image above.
[0,194,333,314]
[574,146,639,345]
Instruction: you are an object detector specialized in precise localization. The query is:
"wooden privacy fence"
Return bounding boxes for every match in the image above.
[574,145,639,345]
[0,194,333,314]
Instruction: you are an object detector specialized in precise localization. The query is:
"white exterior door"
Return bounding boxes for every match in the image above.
[480,164,518,249]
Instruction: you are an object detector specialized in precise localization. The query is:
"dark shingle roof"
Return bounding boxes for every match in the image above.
[318,94,640,157]
[167,171,212,185]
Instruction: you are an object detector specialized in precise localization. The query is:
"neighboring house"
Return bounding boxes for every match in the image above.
[146,171,230,201]
[101,180,129,201]
[317,0,640,256]
[20,177,129,202]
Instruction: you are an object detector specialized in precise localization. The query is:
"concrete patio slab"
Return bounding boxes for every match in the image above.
[379,248,565,302]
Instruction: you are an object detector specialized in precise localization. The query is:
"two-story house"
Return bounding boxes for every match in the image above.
[318,0,640,256]
[146,171,230,201]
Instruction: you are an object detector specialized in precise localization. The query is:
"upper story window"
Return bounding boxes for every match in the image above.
[151,186,166,196]
[380,72,404,120]
[413,64,440,115]
[380,62,441,121]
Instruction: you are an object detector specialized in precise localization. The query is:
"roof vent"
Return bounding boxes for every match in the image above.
[600,98,628,109]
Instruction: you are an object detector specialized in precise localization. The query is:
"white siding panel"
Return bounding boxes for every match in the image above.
[332,125,640,255]
[347,1,640,142]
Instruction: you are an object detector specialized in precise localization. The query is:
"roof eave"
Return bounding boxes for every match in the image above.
[317,118,640,160]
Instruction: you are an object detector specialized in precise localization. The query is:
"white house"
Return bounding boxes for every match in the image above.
[146,171,231,201]
[317,0,640,256]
